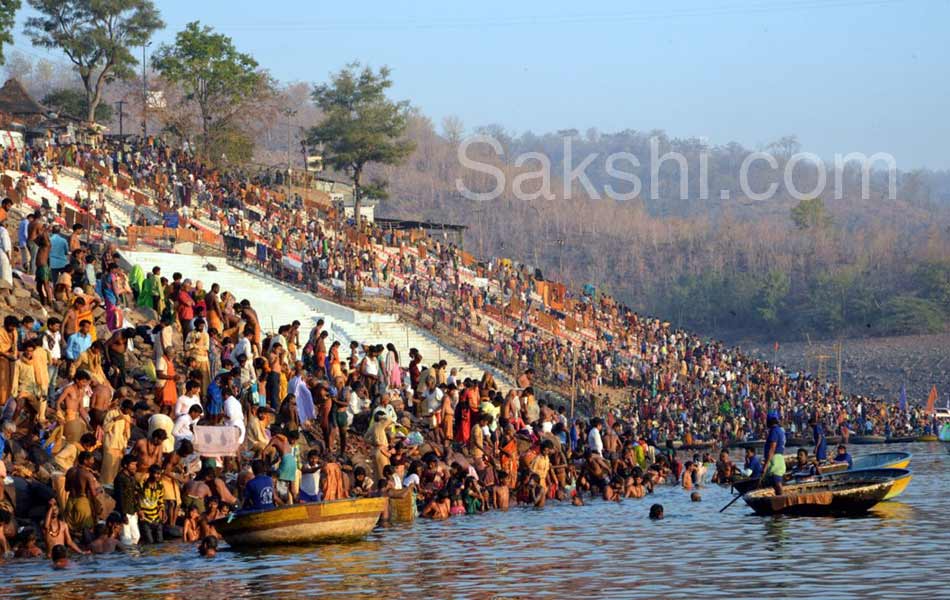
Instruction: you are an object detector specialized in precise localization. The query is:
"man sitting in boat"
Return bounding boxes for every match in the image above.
[833,445,853,469]
[743,447,763,480]
[243,460,280,511]
[788,448,820,480]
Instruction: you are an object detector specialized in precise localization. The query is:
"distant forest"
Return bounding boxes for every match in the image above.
[371,120,950,343]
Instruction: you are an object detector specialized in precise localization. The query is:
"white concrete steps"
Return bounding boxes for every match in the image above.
[118,250,514,389]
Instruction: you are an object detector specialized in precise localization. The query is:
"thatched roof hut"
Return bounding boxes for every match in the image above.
[0,79,46,123]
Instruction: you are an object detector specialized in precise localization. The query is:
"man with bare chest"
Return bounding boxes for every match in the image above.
[58,370,92,443]
[132,429,168,481]
[239,301,261,355]
[106,328,135,388]
[89,382,113,430]
[63,450,101,541]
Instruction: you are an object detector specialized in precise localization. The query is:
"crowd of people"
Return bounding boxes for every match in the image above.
[0,134,941,567]
[0,211,701,565]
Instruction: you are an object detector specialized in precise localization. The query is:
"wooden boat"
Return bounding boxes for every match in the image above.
[850,435,887,445]
[680,440,716,451]
[742,468,911,516]
[852,451,911,471]
[730,439,765,450]
[850,435,886,445]
[916,434,938,442]
[885,436,916,444]
[802,467,912,501]
[729,451,910,495]
[786,437,809,447]
[215,497,387,546]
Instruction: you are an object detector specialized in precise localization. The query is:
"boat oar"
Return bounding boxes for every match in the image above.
[719,492,743,513]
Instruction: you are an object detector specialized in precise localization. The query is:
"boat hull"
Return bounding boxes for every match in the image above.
[850,435,886,445]
[731,452,909,495]
[742,468,911,516]
[851,451,911,471]
[916,435,938,442]
[885,436,916,443]
[215,497,387,546]
[730,440,765,450]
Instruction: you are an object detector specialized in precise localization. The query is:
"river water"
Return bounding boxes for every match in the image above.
[3,441,948,599]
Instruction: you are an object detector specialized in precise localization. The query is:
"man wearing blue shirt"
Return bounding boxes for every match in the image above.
[65,319,93,362]
[834,445,853,469]
[744,447,763,479]
[810,416,828,462]
[763,411,787,495]
[49,225,70,281]
[17,213,34,271]
[243,460,278,511]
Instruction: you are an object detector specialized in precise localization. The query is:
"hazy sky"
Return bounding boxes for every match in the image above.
[10,0,950,169]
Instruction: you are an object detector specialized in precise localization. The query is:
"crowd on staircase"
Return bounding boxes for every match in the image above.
[0,133,941,565]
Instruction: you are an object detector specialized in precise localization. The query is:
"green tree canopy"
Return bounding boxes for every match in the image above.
[24,0,163,122]
[152,21,266,159]
[790,197,833,230]
[913,260,950,314]
[0,1,19,65]
[877,296,945,335]
[307,62,415,226]
[42,87,113,122]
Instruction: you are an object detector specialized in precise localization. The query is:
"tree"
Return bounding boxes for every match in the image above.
[307,62,415,226]
[0,1,19,65]
[24,0,163,122]
[152,21,268,158]
[42,87,112,122]
[877,296,945,335]
[790,197,833,230]
[755,269,790,329]
[441,115,464,146]
[914,260,950,314]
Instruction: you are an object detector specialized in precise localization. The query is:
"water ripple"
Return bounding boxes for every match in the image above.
[2,442,948,598]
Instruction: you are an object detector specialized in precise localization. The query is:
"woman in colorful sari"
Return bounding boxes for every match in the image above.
[185,318,212,396]
[384,343,402,389]
[328,341,343,380]
[127,264,145,301]
[101,264,121,332]
[498,424,520,491]
[138,267,164,315]
[205,283,224,336]
[75,294,98,343]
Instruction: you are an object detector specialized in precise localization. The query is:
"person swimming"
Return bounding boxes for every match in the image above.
[50,544,70,569]
[649,504,664,520]
[198,535,218,558]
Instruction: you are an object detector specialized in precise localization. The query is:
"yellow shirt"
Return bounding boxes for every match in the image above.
[32,346,51,391]
[103,409,131,451]
[530,454,551,490]
[11,358,41,398]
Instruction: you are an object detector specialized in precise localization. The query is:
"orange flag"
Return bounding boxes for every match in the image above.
[926,385,938,415]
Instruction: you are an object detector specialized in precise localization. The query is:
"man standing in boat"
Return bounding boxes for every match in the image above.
[762,411,787,496]
[810,415,828,462]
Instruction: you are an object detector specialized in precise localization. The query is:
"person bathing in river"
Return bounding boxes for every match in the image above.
[712,450,737,484]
